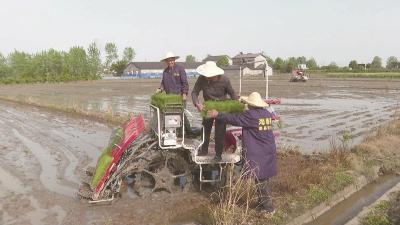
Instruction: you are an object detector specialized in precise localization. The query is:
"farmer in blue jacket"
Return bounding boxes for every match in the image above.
[157,51,192,132]
[207,92,277,215]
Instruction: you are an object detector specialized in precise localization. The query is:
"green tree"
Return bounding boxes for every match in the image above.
[87,42,102,76]
[370,56,382,69]
[216,56,229,67]
[296,56,307,64]
[122,47,135,62]
[8,50,32,79]
[273,57,284,71]
[105,42,118,70]
[265,56,274,67]
[0,53,10,78]
[111,60,128,76]
[327,61,339,70]
[284,57,297,73]
[65,46,90,80]
[185,55,196,63]
[306,58,318,69]
[0,53,5,65]
[349,60,358,70]
[31,49,65,82]
[386,56,398,69]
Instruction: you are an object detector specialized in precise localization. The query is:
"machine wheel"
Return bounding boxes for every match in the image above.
[133,151,191,196]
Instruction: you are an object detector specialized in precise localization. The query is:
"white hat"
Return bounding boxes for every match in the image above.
[196,61,224,77]
[240,92,268,108]
[161,51,179,61]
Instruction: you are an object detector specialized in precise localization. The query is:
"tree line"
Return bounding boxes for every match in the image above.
[0,42,135,84]
[185,55,400,73]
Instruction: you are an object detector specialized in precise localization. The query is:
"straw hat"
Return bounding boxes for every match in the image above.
[161,51,179,61]
[240,92,268,108]
[196,61,224,77]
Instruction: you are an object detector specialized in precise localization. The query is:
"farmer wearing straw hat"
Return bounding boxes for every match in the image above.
[207,92,277,216]
[191,61,238,161]
[158,51,193,134]
[158,52,189,102]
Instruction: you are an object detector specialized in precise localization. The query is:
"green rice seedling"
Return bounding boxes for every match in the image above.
[90,154,113,189]
[101,127,123,155]
[90,127,123,189]
[150,93,183,111]
[201,100,245,117]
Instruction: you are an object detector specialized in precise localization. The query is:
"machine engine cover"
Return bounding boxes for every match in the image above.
[164,115,181,128]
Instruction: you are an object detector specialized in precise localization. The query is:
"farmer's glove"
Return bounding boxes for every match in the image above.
[156,88,162,93]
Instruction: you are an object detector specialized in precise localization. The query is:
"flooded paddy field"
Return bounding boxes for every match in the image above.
[0,75,399,152]
[0,75,399,225]
[0,101,206,225]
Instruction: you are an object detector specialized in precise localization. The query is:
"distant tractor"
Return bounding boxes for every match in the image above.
[290,64,309,82]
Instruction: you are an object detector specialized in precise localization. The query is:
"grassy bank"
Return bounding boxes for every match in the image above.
[207,114,400,225]
[360,190,400,225]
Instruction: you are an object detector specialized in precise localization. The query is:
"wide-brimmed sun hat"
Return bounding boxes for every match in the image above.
[196,61,224,77]
[161,51,179,62]
[240,92,268,108]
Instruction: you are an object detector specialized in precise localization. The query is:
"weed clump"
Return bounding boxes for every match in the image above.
[360,200,390,225]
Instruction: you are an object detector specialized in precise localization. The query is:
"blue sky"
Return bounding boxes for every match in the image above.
[0,0,399,66]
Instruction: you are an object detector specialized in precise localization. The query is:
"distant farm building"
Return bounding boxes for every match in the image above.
[123,62,202,78]
[122,52,273,78]
[229,52,273,76]
[202,55,233,65]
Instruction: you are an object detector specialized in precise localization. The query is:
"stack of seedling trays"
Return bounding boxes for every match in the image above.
[151,93,183,113]
[201,100,245,117]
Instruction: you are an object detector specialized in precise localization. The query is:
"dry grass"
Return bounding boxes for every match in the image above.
[207,147,354,225]
[352,115,400,175]
[208,166,258,225]
[269,149,352,219]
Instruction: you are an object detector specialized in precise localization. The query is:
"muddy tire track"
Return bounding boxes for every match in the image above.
[0,100,206,225]
[0,101,110,225]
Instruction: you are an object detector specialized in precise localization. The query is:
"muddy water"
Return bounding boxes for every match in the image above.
[0,100,206,225]
[1,76,398,153]
[12,128,76,197]
[0,101,109,225]
[278,93,397,152]
[306,175,400,225]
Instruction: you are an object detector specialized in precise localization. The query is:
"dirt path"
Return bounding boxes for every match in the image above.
[0,101,205,225]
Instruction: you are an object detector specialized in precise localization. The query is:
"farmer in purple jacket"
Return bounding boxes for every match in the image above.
[157,52,189,102]
[207,92,277,215]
